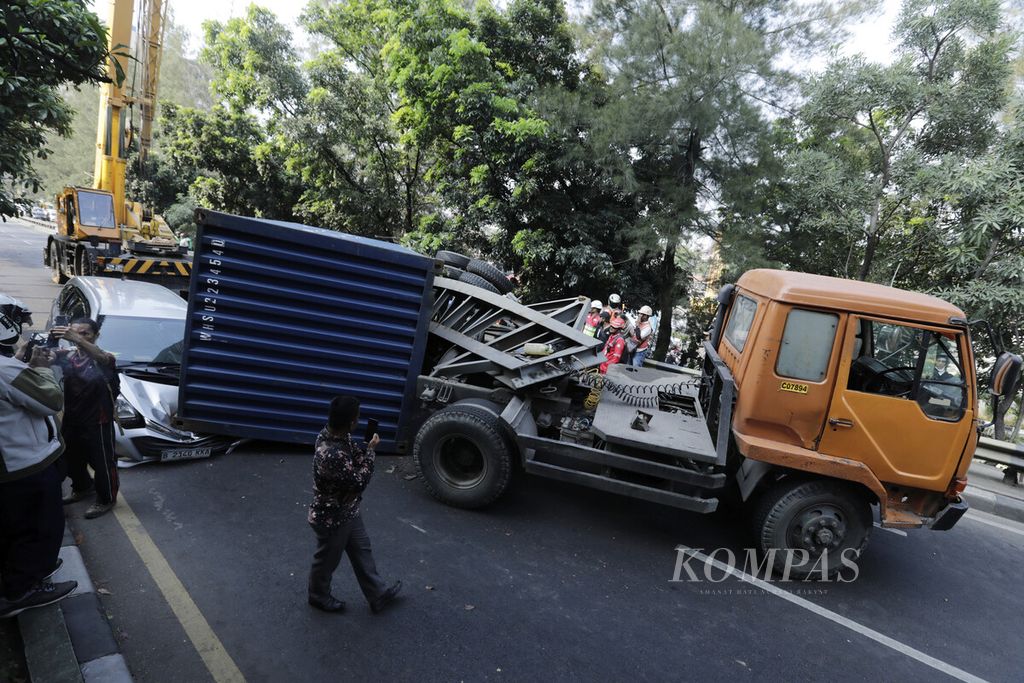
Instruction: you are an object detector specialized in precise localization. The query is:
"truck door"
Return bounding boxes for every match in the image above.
[817,317,974,492]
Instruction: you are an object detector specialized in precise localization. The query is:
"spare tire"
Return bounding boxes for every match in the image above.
[435,250,471,269]
[414,405,514,508]
[441,265,465,279]
[466,258,514,294]
[458,271,500,294]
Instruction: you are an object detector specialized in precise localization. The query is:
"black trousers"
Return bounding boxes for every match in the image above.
[63,422,118,505]
[0,463,65,599]
[308,514,387,603]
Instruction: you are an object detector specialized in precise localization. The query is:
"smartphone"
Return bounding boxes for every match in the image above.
[363,417,379,443]
[54,314,69,327]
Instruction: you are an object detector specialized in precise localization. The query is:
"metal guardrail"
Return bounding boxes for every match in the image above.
[975,436,1024,470]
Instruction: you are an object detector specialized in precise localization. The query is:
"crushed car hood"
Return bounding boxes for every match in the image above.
[119,372,181,432]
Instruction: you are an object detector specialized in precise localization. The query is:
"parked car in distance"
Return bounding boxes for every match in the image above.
[45,207,57,223]
[46,277,240,466]
[31,206,47,220]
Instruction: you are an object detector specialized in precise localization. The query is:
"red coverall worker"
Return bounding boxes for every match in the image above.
[600,318,627,374]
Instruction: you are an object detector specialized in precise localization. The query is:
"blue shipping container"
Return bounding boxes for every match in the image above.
[177,210,436,450]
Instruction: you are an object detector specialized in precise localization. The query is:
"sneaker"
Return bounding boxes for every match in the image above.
[44,557,64,581]
[308,595,346,613]
[0,581,78,619]
[84,501,115,519]
[62,489,94,505]
[370,581,402,614]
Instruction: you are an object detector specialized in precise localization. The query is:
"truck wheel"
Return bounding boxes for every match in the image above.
[442,265,465,279]
[414,406,513,509]
[50,242,67,284]
[458,271,500,294]
[75,248,93,276]
[466,259,514,294]
[753,478,871,580]
[435,250,471,269]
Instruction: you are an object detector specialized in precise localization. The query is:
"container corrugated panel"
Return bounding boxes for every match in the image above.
[177,210,435,450]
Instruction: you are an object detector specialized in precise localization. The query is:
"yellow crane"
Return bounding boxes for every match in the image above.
[45,0,191,291]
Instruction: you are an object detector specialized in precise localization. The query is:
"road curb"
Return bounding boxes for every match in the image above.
[963,487,1024,525]
[17,511,133,683]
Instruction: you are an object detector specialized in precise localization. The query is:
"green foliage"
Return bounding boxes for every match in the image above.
[0,0,110,217]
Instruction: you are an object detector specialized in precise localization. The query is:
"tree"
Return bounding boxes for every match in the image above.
[0,0,111,217]
[792,0,1012,281]
[580,0,865,359]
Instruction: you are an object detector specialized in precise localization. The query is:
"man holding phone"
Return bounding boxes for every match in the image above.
[51,317,119,519]
[307,395,401,614]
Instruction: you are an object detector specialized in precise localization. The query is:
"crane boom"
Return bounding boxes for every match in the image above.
[46,0,191,293]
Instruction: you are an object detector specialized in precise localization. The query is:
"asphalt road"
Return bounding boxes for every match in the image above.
[3,218,1023,682]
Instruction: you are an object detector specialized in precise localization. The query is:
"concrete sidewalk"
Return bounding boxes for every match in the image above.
[964,460,1024,524]
[14,516,132,683]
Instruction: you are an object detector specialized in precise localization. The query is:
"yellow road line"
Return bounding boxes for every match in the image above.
[113,497,246,682]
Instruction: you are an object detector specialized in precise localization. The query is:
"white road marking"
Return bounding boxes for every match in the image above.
[873,523,908,536]
[963,510,1024,538]
[398,517,428,534]
[676,545,989,683]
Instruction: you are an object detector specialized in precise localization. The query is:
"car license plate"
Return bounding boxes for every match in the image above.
[160,447,212,462]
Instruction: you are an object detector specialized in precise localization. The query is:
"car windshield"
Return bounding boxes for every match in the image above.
[97,316,186,366]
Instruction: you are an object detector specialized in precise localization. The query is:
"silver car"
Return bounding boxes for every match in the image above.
[46,277,239,466]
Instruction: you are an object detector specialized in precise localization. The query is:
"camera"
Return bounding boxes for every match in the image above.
[21,331,59,359]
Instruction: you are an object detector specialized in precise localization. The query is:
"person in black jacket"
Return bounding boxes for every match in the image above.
[307,395,401,614]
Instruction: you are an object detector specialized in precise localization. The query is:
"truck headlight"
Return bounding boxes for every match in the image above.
[115,395,145,429]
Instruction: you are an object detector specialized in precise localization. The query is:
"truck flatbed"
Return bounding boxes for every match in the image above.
[593,364,718,464]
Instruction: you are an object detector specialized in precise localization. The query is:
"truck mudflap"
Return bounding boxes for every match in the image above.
[929,497,968,531]
[517,434,722,514]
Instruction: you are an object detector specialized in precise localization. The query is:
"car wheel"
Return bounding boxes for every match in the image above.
[457,271,500,294]
[414,405,513,509]
[752,478,872,580]
[435,250,471,269]
[50,242,67,284]
[466,259,514,294]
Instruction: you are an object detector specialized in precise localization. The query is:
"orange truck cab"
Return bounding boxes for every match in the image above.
[709,270,1021,575]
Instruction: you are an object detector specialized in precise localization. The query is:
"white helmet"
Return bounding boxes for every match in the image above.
[609,293,621,305]
[639,305,653,316]
[0,294,31,347]
[591,300,602,310]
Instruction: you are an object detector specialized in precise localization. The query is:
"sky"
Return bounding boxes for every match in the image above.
[91,0,904,66]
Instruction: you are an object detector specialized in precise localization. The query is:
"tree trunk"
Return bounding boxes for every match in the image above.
[654,242,676,362]
[858,198,881,281]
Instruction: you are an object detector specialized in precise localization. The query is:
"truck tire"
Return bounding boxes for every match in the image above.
[414,405,513,509]
[50,242,67,284]
[752,478,871,580]
[442,265,465,279]
[435,250,471,269]
[458,271,500,294]
[466,259,514,294]
[75,247,94,276]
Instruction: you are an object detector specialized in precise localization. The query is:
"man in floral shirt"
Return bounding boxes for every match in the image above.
[307,395,401,614]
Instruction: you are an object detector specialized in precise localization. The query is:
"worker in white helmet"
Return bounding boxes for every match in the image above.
[631,305,655,367]
[0,294,76,618]
[583,300,602,337]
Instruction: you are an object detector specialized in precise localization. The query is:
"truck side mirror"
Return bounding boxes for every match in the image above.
[990,352,1022,397]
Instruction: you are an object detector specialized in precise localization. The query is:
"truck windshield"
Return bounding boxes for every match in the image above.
[77,191,116,228]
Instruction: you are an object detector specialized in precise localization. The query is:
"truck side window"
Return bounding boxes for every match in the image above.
[776,309,838,382]
[723,295,756,353]
[917,334,966,421]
